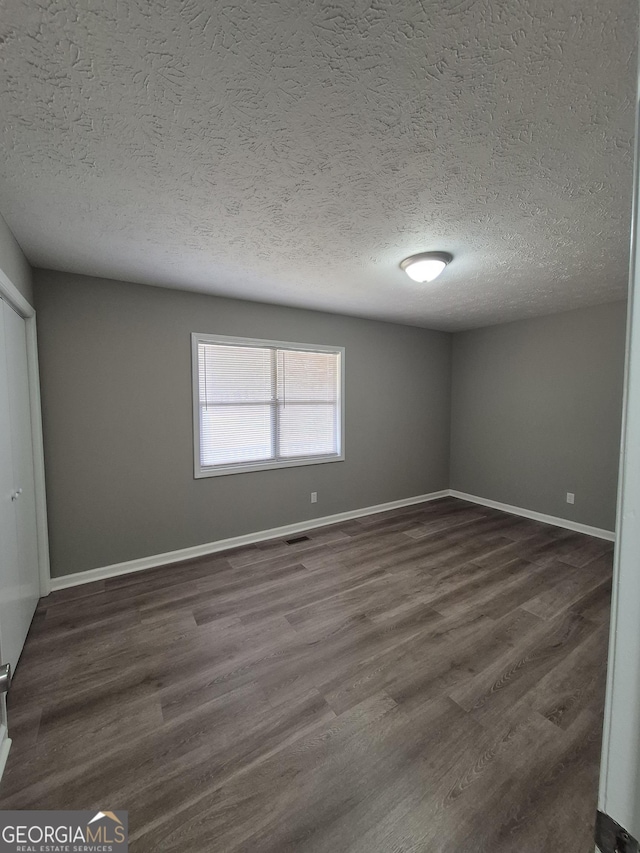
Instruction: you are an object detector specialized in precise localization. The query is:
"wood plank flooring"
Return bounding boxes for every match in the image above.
[0,497,613,852]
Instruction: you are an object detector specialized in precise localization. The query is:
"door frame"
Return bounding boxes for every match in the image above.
[0,269,50,598]
[596,54,640,843]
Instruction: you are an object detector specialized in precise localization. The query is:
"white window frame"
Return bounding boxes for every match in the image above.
[192,332,345,478]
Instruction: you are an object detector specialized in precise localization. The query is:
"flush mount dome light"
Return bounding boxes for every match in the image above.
[400,251,453,283]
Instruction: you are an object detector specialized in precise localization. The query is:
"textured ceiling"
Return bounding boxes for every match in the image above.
[0,0,636,330]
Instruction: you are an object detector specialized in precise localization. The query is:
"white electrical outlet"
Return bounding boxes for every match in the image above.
[310,492,318,504]
[566,492,575,505]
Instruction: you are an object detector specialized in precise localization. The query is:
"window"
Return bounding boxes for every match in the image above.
[192,333,344,477]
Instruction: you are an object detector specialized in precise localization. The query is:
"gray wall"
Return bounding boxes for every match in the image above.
[0,214,33,305]
[450,302,627,531]
[34,270,452,577]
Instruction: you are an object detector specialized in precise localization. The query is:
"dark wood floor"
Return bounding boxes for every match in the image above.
[0,497,612,852]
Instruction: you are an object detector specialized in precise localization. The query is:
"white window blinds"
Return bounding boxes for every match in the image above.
[193,334,343,477]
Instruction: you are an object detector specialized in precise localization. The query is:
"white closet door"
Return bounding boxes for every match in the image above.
[0,298,39,673]
[0,301,21,675]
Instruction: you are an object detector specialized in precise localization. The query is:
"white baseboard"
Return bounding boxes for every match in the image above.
[49,487,615,592]
[449,490,616,542]
[50,490,450,592]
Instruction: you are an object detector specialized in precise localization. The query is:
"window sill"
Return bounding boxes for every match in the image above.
[194,453,345,479]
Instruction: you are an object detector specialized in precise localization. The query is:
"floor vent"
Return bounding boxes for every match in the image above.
[286,535,310,545]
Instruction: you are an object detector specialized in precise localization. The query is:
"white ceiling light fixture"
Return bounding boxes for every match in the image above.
[400,251,453,283]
